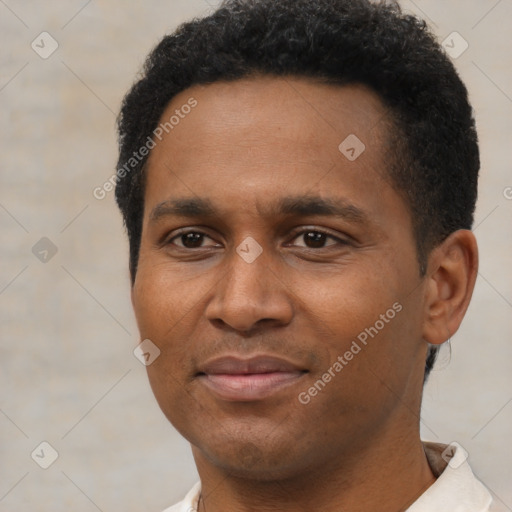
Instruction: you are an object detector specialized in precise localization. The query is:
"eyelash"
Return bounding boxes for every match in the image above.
[165,228,349,250]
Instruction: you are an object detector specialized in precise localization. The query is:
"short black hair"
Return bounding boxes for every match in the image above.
[115,0,479,381]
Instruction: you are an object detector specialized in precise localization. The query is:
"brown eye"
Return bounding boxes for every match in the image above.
[291,230,341,249]
[168,231,219,249]
[303,231,328,248]
[179,232,205,248]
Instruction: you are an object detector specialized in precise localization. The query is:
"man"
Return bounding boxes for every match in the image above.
[115,0,493,510]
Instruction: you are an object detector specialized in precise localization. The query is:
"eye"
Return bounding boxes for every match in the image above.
[290,229,346,249]
[167,230,220,249]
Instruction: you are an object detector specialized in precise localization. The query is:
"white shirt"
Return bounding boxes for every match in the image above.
[162,441,493,512]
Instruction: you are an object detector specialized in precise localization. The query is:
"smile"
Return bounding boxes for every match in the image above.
[196,354,308,401]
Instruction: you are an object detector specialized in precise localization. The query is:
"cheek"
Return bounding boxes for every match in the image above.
[131,263,213,376]
[132,261,201,336]
[298,261,395,338]
[131,269,197,425]
[298,263,418,395]
[132,277,168,342]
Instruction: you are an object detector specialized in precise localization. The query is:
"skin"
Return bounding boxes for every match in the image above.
[131,76,478,512]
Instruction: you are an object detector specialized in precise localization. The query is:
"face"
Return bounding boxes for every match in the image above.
[132,76,430,480]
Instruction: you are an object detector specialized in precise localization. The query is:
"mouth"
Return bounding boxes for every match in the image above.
[196,355,308,401]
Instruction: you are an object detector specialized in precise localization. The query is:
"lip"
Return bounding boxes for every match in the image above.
[196,355,308,401]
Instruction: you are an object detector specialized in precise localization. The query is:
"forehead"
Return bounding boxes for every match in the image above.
[142,75,403,225]
[157,75,390,158]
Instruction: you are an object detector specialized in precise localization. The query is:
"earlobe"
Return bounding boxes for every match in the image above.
[422,230,478,345]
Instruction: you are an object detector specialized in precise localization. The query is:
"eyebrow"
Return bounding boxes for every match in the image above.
[149,195,369,224]
[150,197,216,221]
[278,196,368,223]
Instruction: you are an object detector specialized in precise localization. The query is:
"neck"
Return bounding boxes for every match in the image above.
[193,426,436,512]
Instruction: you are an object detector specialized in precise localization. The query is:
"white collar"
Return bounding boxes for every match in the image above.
[163,441,493,511]
[406,441,492,511]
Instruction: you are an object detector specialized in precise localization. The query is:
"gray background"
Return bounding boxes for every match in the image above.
[0,0,511,510]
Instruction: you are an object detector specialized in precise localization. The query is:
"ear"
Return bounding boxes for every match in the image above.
[422,230,478,345]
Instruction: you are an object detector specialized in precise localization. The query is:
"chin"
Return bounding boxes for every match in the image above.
[192,432,312,482]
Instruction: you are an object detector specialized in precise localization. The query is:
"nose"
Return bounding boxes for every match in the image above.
[204,240,294,334]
